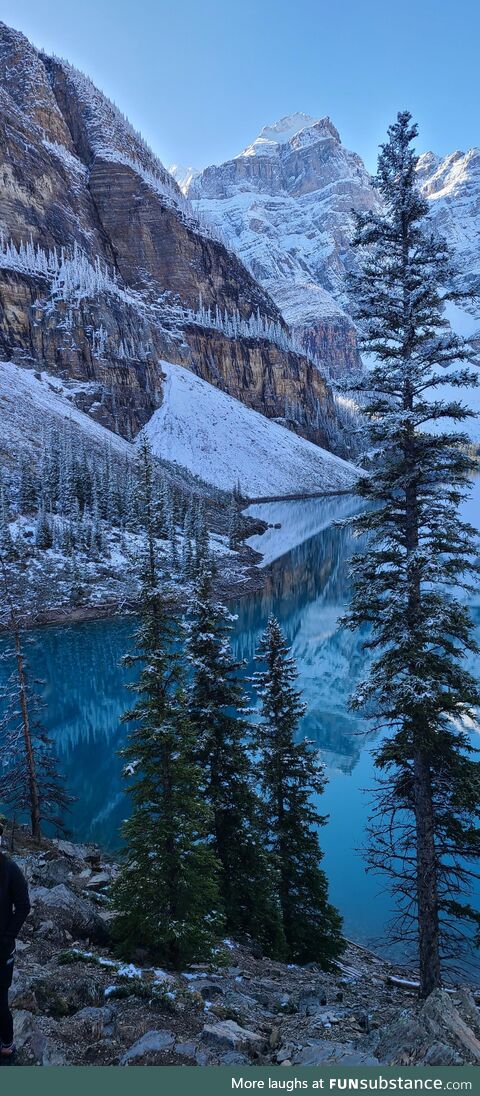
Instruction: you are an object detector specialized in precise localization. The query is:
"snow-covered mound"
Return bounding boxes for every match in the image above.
[143,362,357,498]
[0,361,131,457]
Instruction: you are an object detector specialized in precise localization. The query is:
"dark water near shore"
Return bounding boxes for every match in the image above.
[1,487,479,967]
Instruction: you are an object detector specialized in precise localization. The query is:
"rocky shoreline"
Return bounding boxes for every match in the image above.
[7,830,480,1067]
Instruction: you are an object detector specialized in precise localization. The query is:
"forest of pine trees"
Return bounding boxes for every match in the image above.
[0,424,222,614]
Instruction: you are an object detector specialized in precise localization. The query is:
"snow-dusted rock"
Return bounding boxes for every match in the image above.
[202,1019,264,1051]
[30,884,109,943]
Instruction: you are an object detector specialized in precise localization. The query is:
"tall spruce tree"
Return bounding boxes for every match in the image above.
[252,617,344,967]
[186,574,286,957]
[344,111,480,995]
[113,484,223,968]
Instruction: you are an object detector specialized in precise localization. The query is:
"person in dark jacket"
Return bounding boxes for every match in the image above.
[0,820,31,1065]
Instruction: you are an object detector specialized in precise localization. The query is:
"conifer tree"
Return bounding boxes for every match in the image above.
[345,111,480,995]
[186,574,286,957]
[133,434,161,574]
[228,493,242,550]
[0,487,15,561]
[0,553,71,838]
[18,455,37,513]
[34,502,53,550]
[252,617,344,967]
[113,510,223,967]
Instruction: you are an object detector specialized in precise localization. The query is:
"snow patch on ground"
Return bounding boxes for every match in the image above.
[143,361,358,498]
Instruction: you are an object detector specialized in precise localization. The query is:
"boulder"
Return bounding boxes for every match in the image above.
[376,990,480,1065]
[71,1006,116,1041]
[120,1029,176,1064]
[293,1040,379,1065]
[30,884,109,943]
[202,1019,264,1052]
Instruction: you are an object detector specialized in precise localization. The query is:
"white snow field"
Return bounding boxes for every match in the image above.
[143,361,358,498]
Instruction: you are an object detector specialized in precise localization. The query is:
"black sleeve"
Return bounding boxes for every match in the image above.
[5,862,31,939]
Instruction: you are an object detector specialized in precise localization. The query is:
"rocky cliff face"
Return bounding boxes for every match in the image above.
[0,25,336,446]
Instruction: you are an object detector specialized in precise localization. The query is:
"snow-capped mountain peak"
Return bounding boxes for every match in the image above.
[416,146,480,306]
[187,111,376,371]
[418,147,480,200]
[168,163,200,193]
[240,113,340,158]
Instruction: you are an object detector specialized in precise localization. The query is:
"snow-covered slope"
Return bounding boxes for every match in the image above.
[0,362,132,457]
[143,362,357,498]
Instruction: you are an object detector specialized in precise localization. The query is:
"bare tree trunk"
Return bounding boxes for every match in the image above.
[0,555,42,840]
[404,414,442,997]
[413,749,441,997]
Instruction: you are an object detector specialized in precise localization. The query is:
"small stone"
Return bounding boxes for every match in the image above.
[277,1046,293,1063]
[86,872,111,889]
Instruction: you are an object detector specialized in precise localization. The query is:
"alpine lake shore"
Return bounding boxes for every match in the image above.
[5,495,480,1068]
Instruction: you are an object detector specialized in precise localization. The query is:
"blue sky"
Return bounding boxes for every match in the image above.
[1,0,478,172]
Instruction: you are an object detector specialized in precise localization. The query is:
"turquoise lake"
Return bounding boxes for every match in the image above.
[1,485,479,968]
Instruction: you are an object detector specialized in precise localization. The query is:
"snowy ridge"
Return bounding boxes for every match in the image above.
[240,113,326,157]
[181,300,325,371]
[0,237,139,307]
[48,58,232,251]
[168,164,200,191]
[143,362,358,498]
